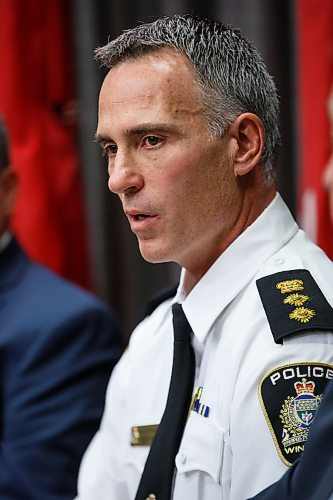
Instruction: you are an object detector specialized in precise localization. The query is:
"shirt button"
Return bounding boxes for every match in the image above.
[179,452,187,464]
[274,257,284,265]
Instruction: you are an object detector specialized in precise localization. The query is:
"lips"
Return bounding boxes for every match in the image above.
[126,209,156,219]
[134,214,151,221]
[125,209,159,232]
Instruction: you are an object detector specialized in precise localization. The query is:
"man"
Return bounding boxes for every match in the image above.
[76,15,333,500]
[0,118,123,499]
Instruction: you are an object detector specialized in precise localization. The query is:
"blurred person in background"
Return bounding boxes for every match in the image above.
[0,117,123,499]
[323,84,333,225]
[76,15,333,500]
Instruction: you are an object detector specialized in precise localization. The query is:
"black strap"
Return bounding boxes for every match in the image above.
[144,284,179,317]
[135,303,195,500]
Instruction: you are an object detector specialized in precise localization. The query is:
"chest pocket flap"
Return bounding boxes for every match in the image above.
[175,412,224,484]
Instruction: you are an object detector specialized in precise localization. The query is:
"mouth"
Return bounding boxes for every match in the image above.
[125,209,158,231]
[133,213,152,221]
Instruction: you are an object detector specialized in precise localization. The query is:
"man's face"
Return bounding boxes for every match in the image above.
[97,48,243,277]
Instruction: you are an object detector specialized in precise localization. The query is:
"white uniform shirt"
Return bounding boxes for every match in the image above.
[77,193,333,500]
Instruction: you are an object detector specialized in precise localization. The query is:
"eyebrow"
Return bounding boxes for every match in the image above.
[95,123,180,144]
[95,133,111,145]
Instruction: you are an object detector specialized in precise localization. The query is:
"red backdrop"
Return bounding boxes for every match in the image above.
[296,0,333,257]
[0,0,90,287]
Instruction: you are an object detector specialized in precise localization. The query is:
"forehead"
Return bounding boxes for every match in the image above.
[98,48,204,127]
[101,47,196,92]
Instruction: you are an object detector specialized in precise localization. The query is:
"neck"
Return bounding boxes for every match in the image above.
[182,185,276,296]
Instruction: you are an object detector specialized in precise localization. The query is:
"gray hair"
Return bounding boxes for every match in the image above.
[0,118,9,171]
[95,14,281,185]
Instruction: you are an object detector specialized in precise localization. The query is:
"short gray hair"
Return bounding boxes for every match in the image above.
[0,118,9,171]
[95,14,281,185]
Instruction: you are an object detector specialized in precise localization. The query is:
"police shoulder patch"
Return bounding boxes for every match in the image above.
[259,362,333,466]
[256,269,333,343]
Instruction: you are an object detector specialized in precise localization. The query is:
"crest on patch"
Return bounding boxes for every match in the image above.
[259,362,333,465]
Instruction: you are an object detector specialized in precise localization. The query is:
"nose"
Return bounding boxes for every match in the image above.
[108,150,144,195]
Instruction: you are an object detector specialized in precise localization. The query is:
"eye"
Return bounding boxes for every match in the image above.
[143,136,161,148]
[102,143,118,157]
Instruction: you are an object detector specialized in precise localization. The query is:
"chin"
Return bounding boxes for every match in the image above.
[140,252,171,265]
[138,241,173,264]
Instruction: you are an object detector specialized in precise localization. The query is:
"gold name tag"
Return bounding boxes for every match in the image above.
[131,424,158,446]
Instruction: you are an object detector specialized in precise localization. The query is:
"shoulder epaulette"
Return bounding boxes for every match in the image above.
[256,269,333,344]
[144,283,178,317]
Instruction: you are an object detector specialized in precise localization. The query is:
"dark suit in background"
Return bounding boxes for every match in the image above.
[0,236,123,499]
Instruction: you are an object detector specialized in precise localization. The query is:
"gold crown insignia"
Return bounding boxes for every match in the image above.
[276,279,304,294]
[294,378,315,395]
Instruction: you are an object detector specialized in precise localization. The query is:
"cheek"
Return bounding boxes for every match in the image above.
[151,153,196,203]
[153,143,232,211]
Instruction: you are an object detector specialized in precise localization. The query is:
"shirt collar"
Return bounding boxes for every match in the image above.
[176,193,298,343]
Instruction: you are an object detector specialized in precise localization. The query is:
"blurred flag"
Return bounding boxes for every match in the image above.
[296,0,333,257]
[0,0,91,287]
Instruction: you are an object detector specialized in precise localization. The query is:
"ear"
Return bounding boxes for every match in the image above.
[229,113,265,177]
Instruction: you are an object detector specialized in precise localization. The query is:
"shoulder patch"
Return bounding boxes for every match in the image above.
[256,269,333,343]
[259,362,333,466]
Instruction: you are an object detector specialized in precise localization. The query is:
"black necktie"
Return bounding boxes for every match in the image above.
[135,303,195,500]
